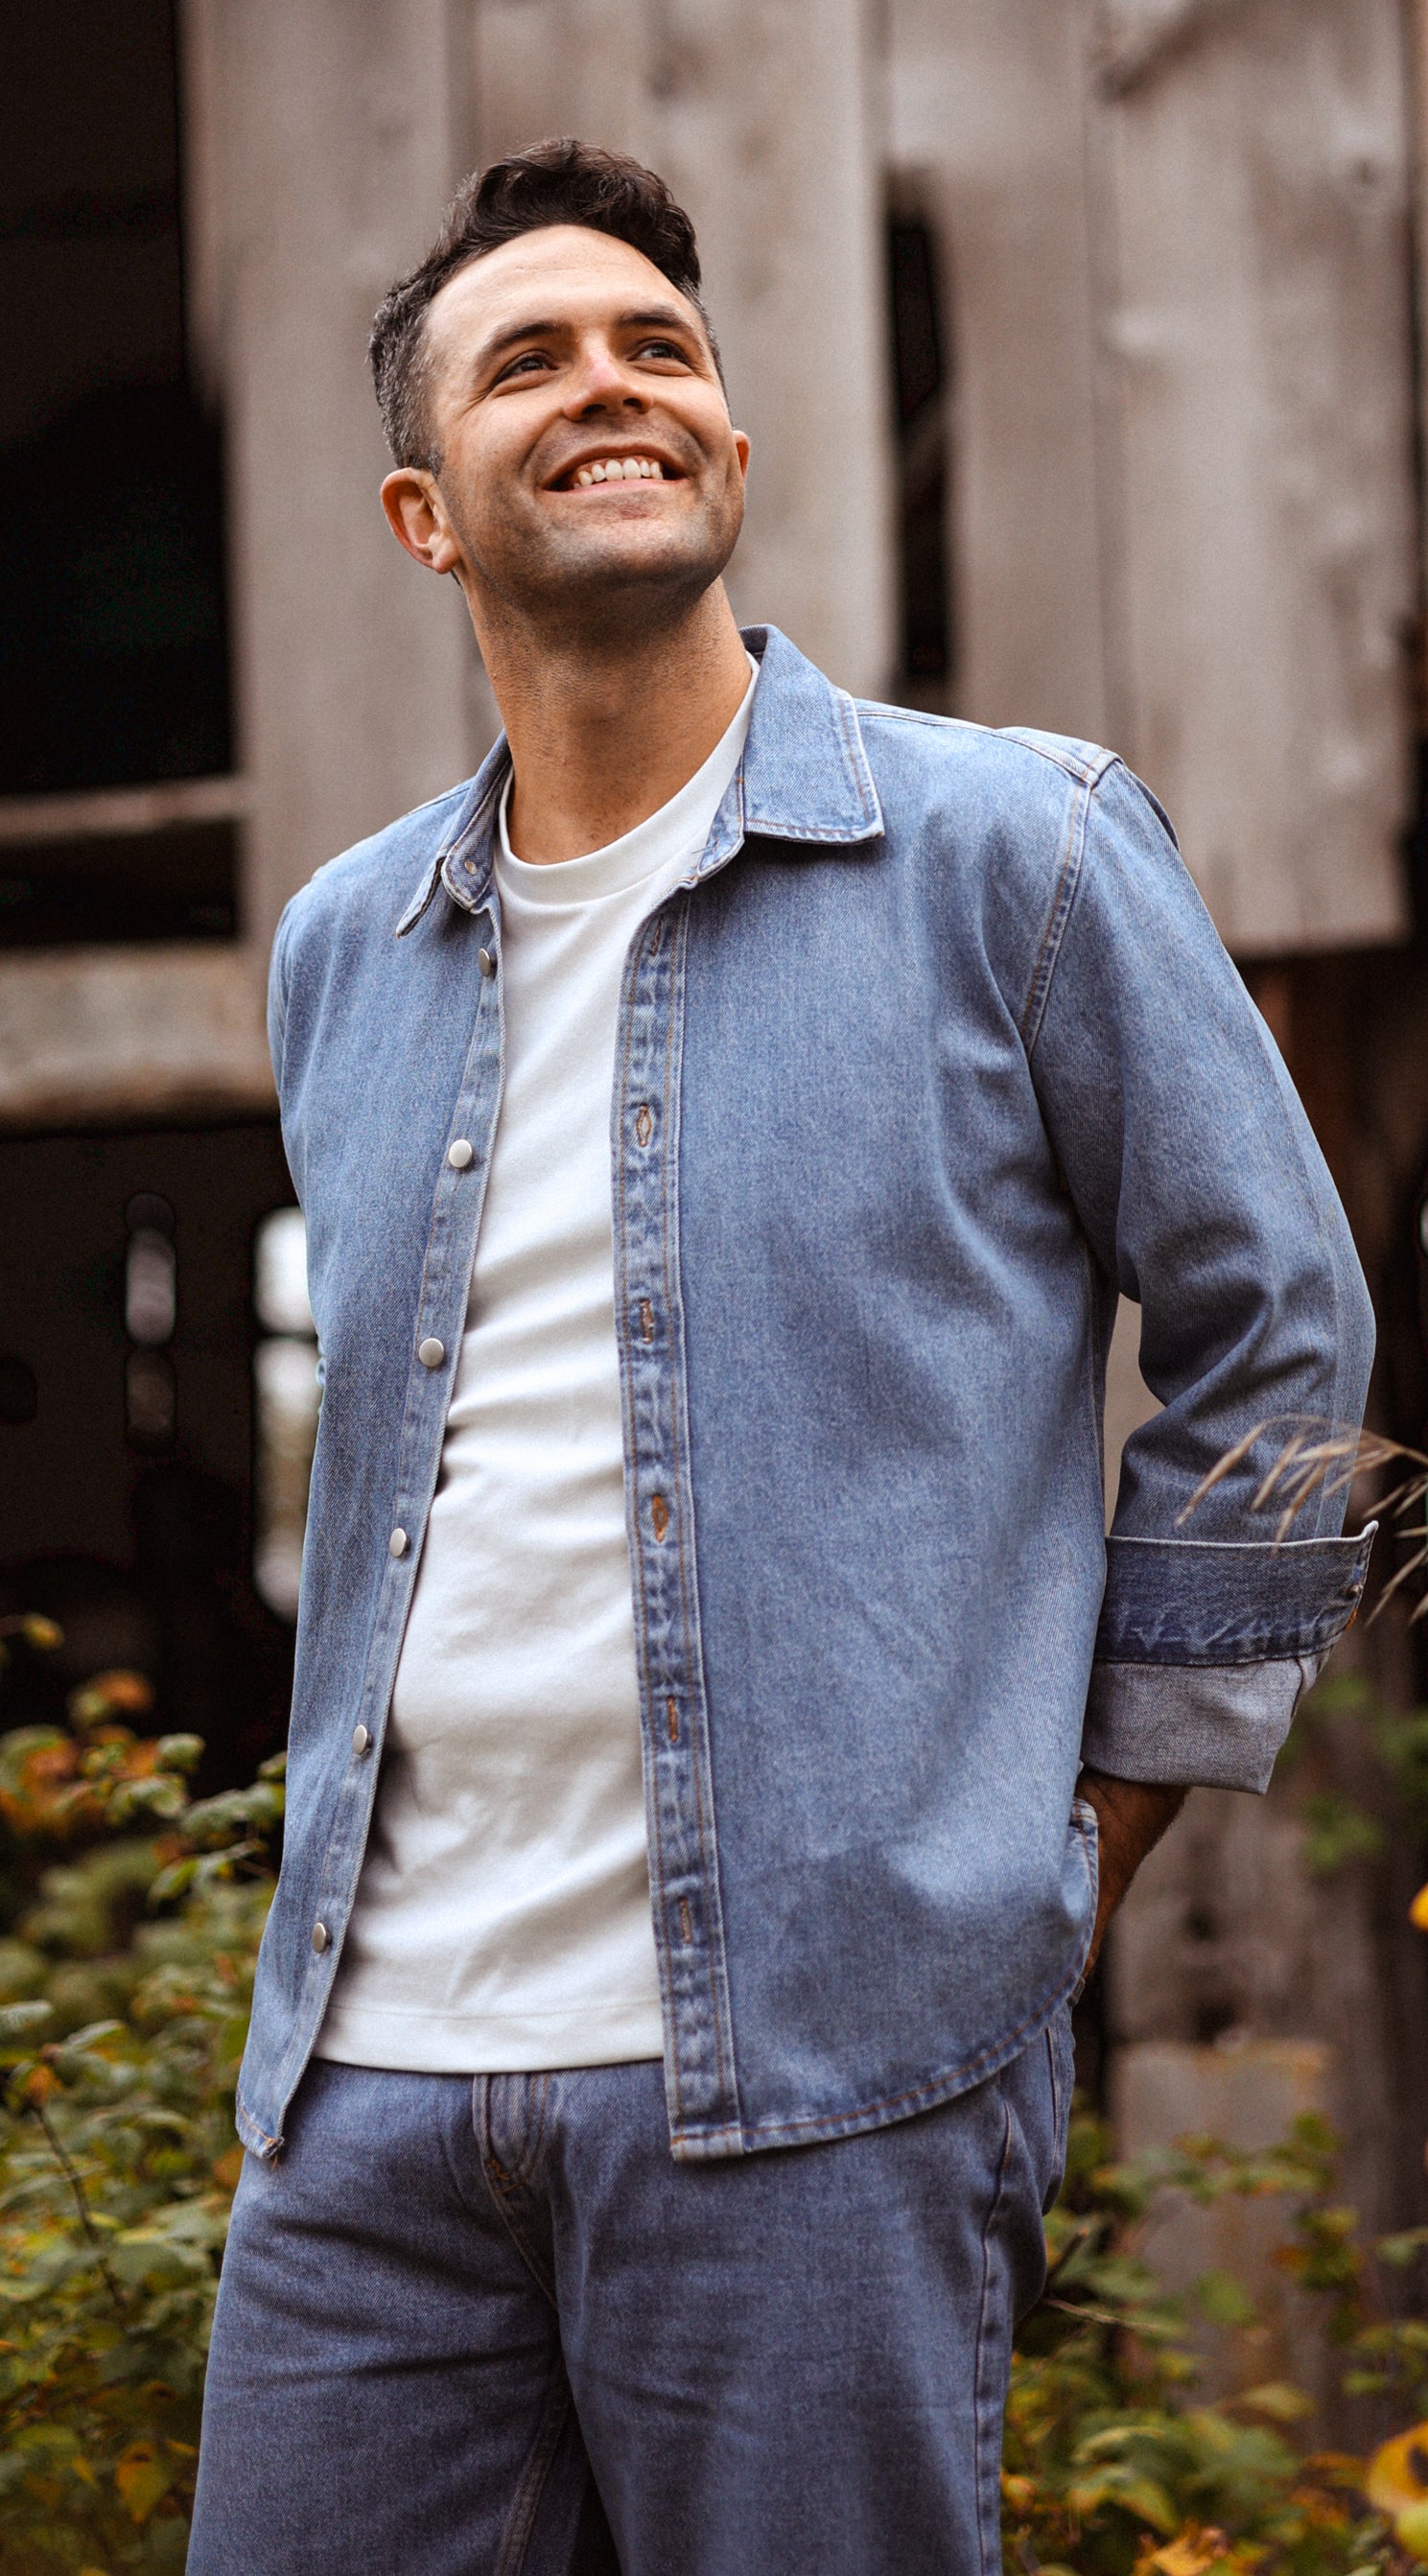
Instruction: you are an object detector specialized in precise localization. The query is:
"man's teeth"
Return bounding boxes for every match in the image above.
[571,457,667,487]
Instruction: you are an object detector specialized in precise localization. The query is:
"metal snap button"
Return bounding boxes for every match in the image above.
[389,1527,409,1557]
[418,1338,445,1369]
[353,1725,372,1757]
[312,1921,330,1955]
[479,948,496,978]
[448,1138,474,1169]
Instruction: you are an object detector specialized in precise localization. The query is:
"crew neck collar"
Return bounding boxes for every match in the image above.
[396,627,885,940]
[496,654,758,907]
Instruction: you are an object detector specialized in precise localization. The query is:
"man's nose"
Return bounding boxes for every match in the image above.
[563,343,649,416]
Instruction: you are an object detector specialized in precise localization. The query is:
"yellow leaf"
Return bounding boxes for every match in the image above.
[114,2439,173,2524]
[1366,2424,1428,2514]
[1410,1883,1428,1933]
[1150,2527,1229,2576]
[1398,2502,1428,2564]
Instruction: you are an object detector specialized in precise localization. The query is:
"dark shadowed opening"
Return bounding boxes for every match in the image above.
[887,206,952,710]
[0,0,234,941]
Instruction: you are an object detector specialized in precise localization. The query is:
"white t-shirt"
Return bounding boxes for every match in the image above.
[316,662,758,2073]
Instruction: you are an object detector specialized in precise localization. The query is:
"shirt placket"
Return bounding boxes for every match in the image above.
[614,889,742,2156]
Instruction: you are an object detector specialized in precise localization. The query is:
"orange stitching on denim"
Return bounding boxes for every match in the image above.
[235,2087,281,2154]
[972,2096,1016,2576]
[613,913,684,2132]
[659,900,737,2119]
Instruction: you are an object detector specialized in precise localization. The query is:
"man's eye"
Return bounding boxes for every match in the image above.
[497,352,552,383]
[637,340,688,363]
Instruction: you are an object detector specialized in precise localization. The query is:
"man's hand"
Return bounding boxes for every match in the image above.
[1075,1768,1186,1977]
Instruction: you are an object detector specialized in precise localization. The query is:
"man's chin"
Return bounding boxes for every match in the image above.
[520,531,736,635]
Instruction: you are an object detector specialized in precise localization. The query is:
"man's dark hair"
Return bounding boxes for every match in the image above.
[370,138,717,474]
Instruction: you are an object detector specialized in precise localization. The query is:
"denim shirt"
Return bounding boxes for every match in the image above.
[240,625,1374,2165]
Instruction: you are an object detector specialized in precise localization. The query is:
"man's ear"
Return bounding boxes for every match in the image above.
[733,431,751,480]
[381,468,462,575]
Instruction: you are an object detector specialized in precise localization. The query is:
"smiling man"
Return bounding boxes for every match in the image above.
[189,142,1375,2576]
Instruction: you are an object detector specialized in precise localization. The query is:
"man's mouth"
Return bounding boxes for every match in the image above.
[554,454,680,490]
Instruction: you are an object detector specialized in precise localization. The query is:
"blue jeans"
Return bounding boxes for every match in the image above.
[190,2014,1072,2576]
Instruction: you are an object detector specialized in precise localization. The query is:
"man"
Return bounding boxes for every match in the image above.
[191,140,1374,2575]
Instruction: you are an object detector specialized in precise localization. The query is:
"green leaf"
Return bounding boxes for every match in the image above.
[1229,2379,1315,2423]
[0,2000,54,2039]
[1299,1793,1385,1877]
[1193,2267,1259,2328]
[153,1735,204,1775]
[1378,2229,1428,2269]
[148,1858,198,1908]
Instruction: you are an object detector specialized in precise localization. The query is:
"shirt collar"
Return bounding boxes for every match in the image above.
[396,623,883,940]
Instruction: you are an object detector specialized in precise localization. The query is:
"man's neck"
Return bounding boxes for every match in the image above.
[474,585,754,865]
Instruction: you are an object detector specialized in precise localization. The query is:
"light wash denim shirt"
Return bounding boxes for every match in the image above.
[240,625,1374,2166]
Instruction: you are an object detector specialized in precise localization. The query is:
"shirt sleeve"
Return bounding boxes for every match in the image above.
[1026,757,1376,1793]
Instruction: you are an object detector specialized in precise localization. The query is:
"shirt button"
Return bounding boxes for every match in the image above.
[312,1921,330,1954]
[418,1337,445,1369]
[479,947,496,978]
[353,1724,372,1757]
[447,1138,474,1169]
[389,1527,409,1557]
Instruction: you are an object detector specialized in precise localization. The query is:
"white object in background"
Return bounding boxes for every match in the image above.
[252,1207,319,1620]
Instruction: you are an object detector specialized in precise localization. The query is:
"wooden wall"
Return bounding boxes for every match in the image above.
[888,0,1417,957]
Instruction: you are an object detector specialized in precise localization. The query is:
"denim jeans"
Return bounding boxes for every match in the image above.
[190,2010,1072,2576]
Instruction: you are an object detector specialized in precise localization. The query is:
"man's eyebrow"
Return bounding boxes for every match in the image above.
[471,303,702,377]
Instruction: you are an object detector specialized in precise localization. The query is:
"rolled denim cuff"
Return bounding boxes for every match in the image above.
[1081,1652,1326,1793]
[1095,1528,1375,1664]
[1085,1525,1375,1792]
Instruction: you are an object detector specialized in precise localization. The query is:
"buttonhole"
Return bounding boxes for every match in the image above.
[635,1104,653,1148]
[640,1299,655,1343]
[678,1898,692,1945]
[667,1696,679,1745]
[650,1495,669,1543]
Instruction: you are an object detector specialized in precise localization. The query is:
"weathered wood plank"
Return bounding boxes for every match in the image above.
[1092,0,1416,951]
[887,0,1112,741]
[179,0,482,949]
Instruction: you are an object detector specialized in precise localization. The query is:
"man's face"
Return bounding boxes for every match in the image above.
[413,223,749,637]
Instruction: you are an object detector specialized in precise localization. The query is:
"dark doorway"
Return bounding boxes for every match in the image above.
[0,1,236,940]
[0,1123,296,1787]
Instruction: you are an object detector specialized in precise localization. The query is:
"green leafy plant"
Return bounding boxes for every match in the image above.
[1003,2108,1428,2576]
[0,1656,279,2572]
[2,1633,1425,2575]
